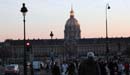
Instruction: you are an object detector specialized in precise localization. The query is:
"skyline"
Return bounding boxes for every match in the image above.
[0,0,130,42]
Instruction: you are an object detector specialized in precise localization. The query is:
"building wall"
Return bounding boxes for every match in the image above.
[2,38,130,62]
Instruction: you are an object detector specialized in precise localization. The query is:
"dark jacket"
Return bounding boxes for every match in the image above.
[52,64,60,75]
[66,63,76,75]
[78,58,101,75]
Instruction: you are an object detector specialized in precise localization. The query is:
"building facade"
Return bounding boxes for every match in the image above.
[0,8,130,63]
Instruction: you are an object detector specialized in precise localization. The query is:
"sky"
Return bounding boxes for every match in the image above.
[0,0,130,42]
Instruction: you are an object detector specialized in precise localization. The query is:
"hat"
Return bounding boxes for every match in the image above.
[87,52,95,58]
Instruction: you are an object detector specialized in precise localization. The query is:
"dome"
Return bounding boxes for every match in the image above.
[65,17,80,27]
[65,7,80,27]
[64,8,81,40]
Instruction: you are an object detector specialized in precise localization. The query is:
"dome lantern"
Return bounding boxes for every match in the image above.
[70,6,74,18]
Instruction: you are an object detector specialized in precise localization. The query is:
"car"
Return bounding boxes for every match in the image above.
[4,64,20,75]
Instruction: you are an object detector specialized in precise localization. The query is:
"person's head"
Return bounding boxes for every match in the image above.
[87,52,95,59]
[54,61,58,65]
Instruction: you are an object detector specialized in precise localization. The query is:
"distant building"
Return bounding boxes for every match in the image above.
[0,8,130,63]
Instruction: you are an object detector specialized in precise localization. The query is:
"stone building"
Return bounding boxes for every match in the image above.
[0,8,130,63]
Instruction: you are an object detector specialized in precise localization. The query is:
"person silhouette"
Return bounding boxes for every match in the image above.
[78,52,101,75]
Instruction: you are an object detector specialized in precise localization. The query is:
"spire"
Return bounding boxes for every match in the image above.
[70,5,74,18]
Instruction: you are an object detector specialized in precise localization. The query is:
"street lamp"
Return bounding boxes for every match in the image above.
[50,31,54,39]
[50,31,54,63]
[20,3,28,75]
[105,3,110,56]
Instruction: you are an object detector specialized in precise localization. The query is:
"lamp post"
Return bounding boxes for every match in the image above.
[20,3,28,75]
[50,31,54,39]
[105,3,110,56]
[50,31,54,63]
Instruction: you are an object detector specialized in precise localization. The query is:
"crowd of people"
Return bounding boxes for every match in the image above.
[45,52,130,75]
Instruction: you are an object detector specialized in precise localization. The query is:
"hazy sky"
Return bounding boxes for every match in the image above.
[0,0,130,42]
